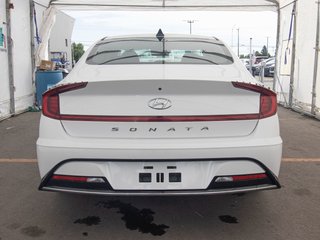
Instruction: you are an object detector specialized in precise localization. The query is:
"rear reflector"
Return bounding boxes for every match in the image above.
[232,82,277,119]
[51,175,105,183]
[215,173,268,183]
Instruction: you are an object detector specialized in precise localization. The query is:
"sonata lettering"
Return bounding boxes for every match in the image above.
[109,127,209,132]
[167,128,176,132]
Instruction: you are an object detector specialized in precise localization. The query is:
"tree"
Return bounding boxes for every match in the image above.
[261,45,270,57]
[72,43,85,63]
[255,51,262,56]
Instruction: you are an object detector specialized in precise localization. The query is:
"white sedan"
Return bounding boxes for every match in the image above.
[37,33,282,195]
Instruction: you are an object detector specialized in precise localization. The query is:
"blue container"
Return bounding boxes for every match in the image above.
[36,70,63,107]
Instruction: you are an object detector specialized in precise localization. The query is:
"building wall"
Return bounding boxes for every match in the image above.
[49,11,75,66]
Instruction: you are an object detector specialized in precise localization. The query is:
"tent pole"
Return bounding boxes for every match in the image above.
[6,0,15,115]
[311,1,320,115]
[29,0,37,107]
[288,2,297,108]
[273,5,281,92]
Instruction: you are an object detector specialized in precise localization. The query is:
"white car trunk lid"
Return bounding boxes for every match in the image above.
[59,80,260,139]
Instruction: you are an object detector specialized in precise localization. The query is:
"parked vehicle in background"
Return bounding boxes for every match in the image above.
[255,58,275,77]
[254,56,269,64]
[37,33,282,196]
[245,56,269,75]
[265,63,275,77]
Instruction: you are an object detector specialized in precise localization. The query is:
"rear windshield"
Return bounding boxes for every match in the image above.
[86,38,234,65]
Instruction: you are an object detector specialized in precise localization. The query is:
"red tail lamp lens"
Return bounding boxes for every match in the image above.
[52,175,105,183]
[232,82,277,119]
[232,173,268,181]
[42,82,88,120]
[52,175,88,182]
[215,173,268,182]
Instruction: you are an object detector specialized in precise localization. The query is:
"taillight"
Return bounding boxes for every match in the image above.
[209,173,272,189]
[42,82,88,119]
[215,173,268,183]
[232,82,277,119]
[46,174,110,190]
[51,175,105,183]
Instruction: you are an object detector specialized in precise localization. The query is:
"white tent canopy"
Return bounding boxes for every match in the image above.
[47,0,279,11]
[37,0,281,63]
[2,0,319,120]
[34,0,320,119]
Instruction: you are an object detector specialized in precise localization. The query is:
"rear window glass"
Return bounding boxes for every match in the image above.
[86,38,234,65]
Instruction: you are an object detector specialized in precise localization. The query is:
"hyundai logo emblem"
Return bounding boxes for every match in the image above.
[148,98,172,110]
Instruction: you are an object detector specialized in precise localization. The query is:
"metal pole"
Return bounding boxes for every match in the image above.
[260,62,265,83]
[231,28,233,47]
[249,38,253,75]
[311,1,320,115]
[29,0,36,107]
[273,7,281,91]
[231,25,236,49]
[237,28,240,57]
[186,20,195,35]
[267,36,269,54]
[6,0,15,115]
[288,2,297,108]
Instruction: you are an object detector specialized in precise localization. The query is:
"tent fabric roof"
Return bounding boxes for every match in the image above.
[48,0,279,11]
[36,0,282,64]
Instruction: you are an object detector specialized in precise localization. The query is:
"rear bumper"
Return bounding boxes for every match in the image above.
[37,114,282,195]
[38,158,281,195]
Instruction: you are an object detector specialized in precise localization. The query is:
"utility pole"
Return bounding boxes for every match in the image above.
[184,20,196,34]
[266,36,269,54]
[237,28,240,57]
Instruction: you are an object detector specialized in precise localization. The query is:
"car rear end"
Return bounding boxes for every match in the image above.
[37,35,282,195]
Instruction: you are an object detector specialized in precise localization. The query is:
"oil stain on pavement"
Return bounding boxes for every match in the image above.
[74,216,101,226]
[20,226,46,237]
[95,200,169,236]
[219,215,239,224]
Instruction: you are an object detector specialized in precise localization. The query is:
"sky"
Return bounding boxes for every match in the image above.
[65,10,277,55]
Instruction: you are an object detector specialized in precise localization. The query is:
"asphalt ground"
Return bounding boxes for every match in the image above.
[0,107,320,239]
